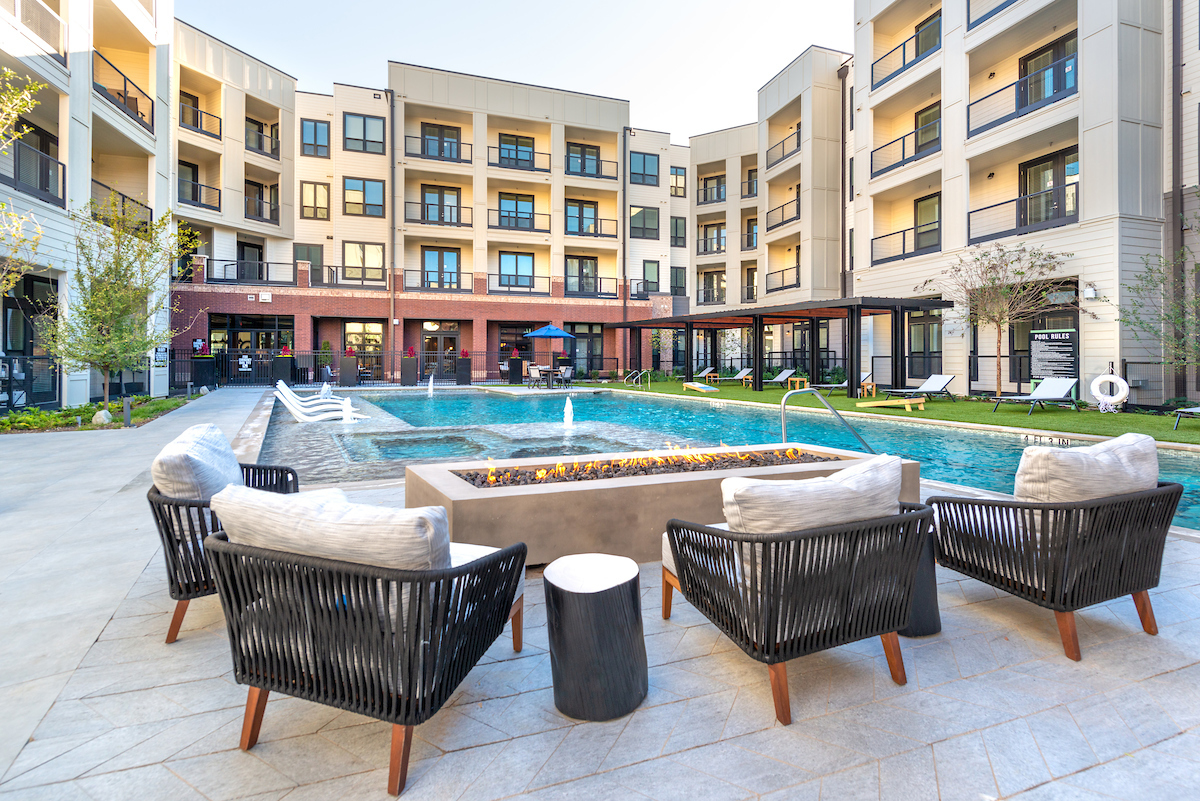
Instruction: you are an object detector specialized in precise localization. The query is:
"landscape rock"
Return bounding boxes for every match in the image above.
[91,409,113,425]
[199,386,210,395]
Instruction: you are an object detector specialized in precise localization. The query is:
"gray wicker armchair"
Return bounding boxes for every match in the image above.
[929,482,1183,661]
[664,503,934,724]
[205,534,527,796]
[146,464,298,643]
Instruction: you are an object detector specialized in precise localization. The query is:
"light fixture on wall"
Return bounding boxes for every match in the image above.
[988,72,996,79]
[1082,286,1098,300]
[987,172,995,179]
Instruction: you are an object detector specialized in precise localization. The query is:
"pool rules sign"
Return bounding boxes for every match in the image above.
[1030,329,1078,381]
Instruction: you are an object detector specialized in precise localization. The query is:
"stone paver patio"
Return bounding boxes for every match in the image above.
[3,388,1200,800]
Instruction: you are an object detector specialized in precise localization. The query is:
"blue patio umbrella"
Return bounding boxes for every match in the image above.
[525,324,575,340]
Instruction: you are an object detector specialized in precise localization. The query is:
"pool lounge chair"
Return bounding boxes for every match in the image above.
[762,368,796,388]
[275,381,346,408]
[885,374,956,403]
[689,367,714,382]
[710,368,751,384]
[274,391,366,423]
[1174,406,1200,430]
[991,377,1079,415]
[812,371,872,397]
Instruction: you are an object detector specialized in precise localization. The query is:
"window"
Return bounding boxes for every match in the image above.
[180,92,201,131]
[566,256,599,294]
[1020,146,1079,226]
[498,133,535,169]
[245,180,278,221]
[343,242,385,282]
[915,10,942,59]
[567,199,599,235]
[744,218,758,249]
[344,321,384,352]
[914,102,941,153]
[700,223,726,253]
[670,166,686,197]
[670,216,686,248]
[642,260,659,292]
[567,142,601,175]
[849,156,854,197]
[499,251,535,288]
[670,265,686,297]
[744,168,758,197]
[848,228,854,270]
[423,123,462,160]
[300,181,329,220]
[630,152,659,185]
[245,118,279,157]
[1019,31,1076,109]
[908,310,942,380]
[498,193,536,229]
[207,314,294,352]
[565,322,604,374]
[301,119,330,157]
[178,160,199,204]
[421,246,462,290]
[914,193,941,251]
[294,243,323,283]
[344,113,385,154]
[344,177,385,217]
[629,206,658,239]
[699,175,725,203]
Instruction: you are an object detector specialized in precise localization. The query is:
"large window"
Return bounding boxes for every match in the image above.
[344,113,385,154]
[670,216,686,248]
[301,119,330,157]
[422,123,461,161]
[344,177,385,217]
[566,142,600,175]
[630,152,659,185]
[498,133,535,169]
[344,321,384,352]
[300,181,329,220]
[343,242,385,282]
[422,246,462,290]
[498,251,535,288]
[567,199,598,235]
[208,314,294,352]
[421,185,462,224]
[630,206,658,239]
[670,166,686,197]
[498,192,536,229]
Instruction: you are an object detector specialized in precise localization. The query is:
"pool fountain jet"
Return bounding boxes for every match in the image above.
[428,373,435,398]
[563,397,574,430]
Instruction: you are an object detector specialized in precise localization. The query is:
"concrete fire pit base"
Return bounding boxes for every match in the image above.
[405,443,920,564]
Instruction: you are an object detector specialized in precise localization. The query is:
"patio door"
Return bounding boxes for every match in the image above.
[421,322,459,378]
[908,310,942,380]
[1020,147,1078,230]
[422,123,461,160]
[1019,33,1077,110]
[914,193,941,252]
[422,185,460,224]
[914,102,940,153]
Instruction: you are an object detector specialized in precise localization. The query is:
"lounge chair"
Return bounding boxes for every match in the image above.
[991,377,1079,414]
[689,367,714,382]
[710,367,751,384]
[1174,406,1200,430]
[276,380,346,407]
[812,371,872,397]
[762,368,796,388]
[885,374,955,402]
[273,391,366,422]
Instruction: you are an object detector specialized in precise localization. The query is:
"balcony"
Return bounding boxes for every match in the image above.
[404,269,474,293]
[968,0,1019,29]
[743,284,757,302]
[487,146,550,173]
[93,51,153,132]
[488,209,550,233]
[871,18,941,89]
[2,0,66,64]
[245,196,279,224]
[405,136,472,163]
[178,178,220,211]
[696,287,726,306]
[564,276,617,298]
[91,179,150,227]
[871,222,941,264]
[206,260,295,286]
[0,139,65,207]
[871,119,941,177]
[742,232,757,250]
[741,179,757,198]
[766,265,800,293]
[968,54,1077,137]
[246,129,280,159]
[309,265,388,290]
[566,218,617,238]
[404,201,472,227]
[697,183,726,205]
[968,182,1078,244]
[766,199,799,230]
[697,236,726,256]
[487,273,550,295]
[564,155,617,180]
[766,130,800,168]
[630,279,658,300]
[180,104,221,139]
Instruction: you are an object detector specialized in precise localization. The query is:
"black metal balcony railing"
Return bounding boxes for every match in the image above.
[0,139,65,207]
[178,178,220,211]
[968,54,1077,137]
[93,51,153,132]
[871,18,941,89]
[743,284,757,302]
[246,129,280,159]
[870,119,941,177]
[90,179,151,228]
[405,136,472,163]
[565,276,617,297]
[404,269,474,293]
[487,146,550,172]
[968,182,1079,245]
[742,232,758,250]
[630,279,658,300]
[565,155,618,180]
[5,0,66,63]
[207,260,295,286]
[766,130,801,168]
[697,184,726,205]
[487,273,550,295]
[968,0,1019,29]
[766,198,800,230]
[309,265,387,290]
[766,266,800,293]
[871,221,941,264]
[180,104,221,139]
[741,179,758,198]
[245,196,280,224]
[566,217,617,238]
[488,209,550,233]
[697,236,726,256]
[696,287,726,305]
[403,201,472,227]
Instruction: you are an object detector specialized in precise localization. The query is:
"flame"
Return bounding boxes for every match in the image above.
[535,469,548,480]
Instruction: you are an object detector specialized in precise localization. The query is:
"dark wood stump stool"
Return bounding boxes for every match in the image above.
[543,553,648,721]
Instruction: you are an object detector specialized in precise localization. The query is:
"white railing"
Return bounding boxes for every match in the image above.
[1,0,66,62]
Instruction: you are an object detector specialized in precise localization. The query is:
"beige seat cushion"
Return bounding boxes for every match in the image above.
[151,424,243,501]
[1014,433,1158,503]
[450,541,524,601]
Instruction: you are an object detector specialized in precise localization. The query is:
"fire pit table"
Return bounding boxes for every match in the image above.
[543,553,648,721]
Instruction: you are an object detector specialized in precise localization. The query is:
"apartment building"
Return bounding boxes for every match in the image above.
[0,0,173,409]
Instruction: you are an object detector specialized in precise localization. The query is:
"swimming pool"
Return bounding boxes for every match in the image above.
[361,390,1200,528]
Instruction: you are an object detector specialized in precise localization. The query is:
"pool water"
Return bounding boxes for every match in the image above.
[363,391,1200,529]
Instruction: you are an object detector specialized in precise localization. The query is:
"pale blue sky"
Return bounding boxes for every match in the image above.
[176,0,854,144]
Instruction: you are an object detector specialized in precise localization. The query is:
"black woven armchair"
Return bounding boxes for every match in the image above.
[204,534,526,796]
[664,503,934,725]
[929,482,1183,661]
[146,463,298,643]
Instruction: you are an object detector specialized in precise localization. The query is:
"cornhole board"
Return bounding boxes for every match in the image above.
[683,382,719,394]
[856,396,926,411]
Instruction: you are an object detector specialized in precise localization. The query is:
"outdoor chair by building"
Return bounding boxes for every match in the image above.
[991,376,1080,415]
[146,424,299,643]
[928,433,1182,661]
[884,374,955,402]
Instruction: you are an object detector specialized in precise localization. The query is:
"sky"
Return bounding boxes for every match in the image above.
[175,0,854,145]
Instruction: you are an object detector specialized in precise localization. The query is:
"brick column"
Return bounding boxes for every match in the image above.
[191,254,206,283]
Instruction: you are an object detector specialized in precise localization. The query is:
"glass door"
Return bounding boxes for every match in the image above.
[498,193,534,230]
[422,123,461,160]
[1020,146,1078,229]
[422,185,460,224]
[1020,33,1077,109]
[914,102,940,153]
[915,11,941,59]
[566,200,598,234]
[566,256,598,294]
[237,241,263,283]
[422,247,461,290]
[567,143,599,176]
[498,133,534,169]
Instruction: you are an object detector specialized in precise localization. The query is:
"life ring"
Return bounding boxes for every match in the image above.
[1090,374,1130,407]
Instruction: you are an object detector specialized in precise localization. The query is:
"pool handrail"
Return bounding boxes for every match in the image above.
[780,388,876,454]
[624,369,650,390]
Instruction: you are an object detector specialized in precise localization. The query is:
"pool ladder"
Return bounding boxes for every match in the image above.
[780,389,876,454]
[624,370,650,390]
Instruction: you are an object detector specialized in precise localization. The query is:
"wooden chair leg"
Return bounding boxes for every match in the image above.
[1055,610,1081,661]
[388,724,414,796]
[662,567,677,619]
[1132,591,1158,635]
[509,596,524,652]
[880,632,907,685]
[165,599,190,644]
[240,687,269,750]
[767,663,791,725]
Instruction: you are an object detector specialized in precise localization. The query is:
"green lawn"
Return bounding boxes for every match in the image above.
[575,380,1200,446]
[0,395,194,433]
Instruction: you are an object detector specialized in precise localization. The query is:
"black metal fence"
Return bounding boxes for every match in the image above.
[1,355,58,411]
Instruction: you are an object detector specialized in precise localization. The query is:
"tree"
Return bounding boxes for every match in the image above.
[917,242,1074,396]
[34,194,199,410]
[1119,219,1200,369]
[0,66,48,296]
